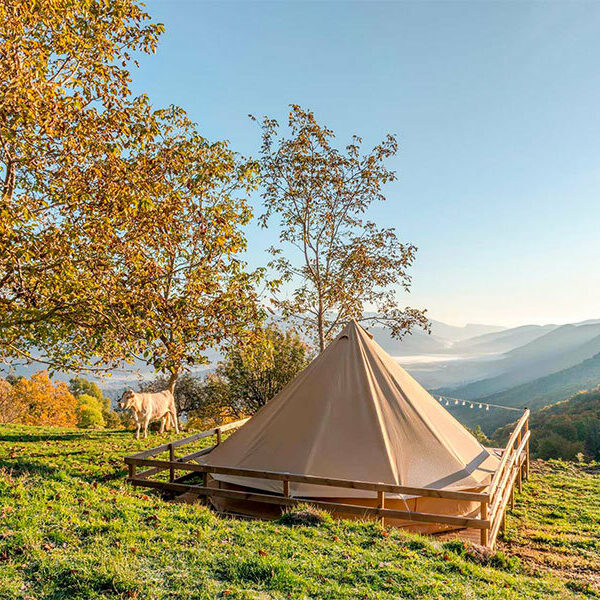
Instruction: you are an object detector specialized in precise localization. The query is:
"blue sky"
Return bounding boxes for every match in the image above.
[131,1,600,328]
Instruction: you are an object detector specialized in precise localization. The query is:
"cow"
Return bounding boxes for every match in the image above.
[118,388,179,440]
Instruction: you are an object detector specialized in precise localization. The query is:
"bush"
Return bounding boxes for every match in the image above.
[102,408,122,428]
[188,324,312,427]
[69,377,121,428]
[8,371,78,426]
[77,394,105,429]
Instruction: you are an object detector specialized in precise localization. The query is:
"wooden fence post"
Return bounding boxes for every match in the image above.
[480,500,488,547]
[283,479,290,498]
[169,443,175,483]
[524,410,530,480]
[516,427,523,493]
[128,462,135,479]
[216,428,222,445]
[377,490,386,526]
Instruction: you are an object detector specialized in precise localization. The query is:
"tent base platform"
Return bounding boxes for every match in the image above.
[203,477,482,535]
[170,483,485,544]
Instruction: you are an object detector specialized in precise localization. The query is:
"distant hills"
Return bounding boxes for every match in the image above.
[3,316,600,414]
[369,319,504,356]
[450,324,558,355]
[428,320,506,342]
[375,317,600,436]
[438,323,600,399]
[447,352,600,434]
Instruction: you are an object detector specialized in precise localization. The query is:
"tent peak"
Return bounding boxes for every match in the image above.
[338,319,373,339]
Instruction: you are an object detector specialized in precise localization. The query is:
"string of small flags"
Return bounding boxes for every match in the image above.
[435,394,523,412]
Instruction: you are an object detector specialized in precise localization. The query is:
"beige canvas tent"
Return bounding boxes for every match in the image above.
[199,320,499,532]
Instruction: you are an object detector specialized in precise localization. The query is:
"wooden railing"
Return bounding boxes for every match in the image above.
[124,410,530,548]
[485,408,530,548]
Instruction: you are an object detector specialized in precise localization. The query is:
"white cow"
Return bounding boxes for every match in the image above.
[118,389,179,439]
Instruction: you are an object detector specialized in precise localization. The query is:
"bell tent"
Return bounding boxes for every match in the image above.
[200,320,499,531]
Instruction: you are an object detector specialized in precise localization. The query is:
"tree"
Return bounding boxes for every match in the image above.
[89,106,265,391]
[76,393,105,429]
[469,425,490,445]
[1,2,264,389]
[254,105,429,351]
[190,324,311,426]
[70,376,119,428]
[0,0,163,370]
[69,377,104,403]
[9,371,77,426]
[537,433,584,461]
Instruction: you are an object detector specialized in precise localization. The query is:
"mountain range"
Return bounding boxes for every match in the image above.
[2,317,599,423]
[380,318,600,435]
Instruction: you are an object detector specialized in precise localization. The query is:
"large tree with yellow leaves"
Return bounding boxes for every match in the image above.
[0,1,264,387]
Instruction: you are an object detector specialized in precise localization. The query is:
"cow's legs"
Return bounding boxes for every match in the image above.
[143,416,151,439]
[159,415,166,434]
[170,409,179,434]
[135,421,141,440]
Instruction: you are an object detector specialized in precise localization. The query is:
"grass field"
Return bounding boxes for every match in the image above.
[0,425,598,599]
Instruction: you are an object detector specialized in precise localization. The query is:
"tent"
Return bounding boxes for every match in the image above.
[199,320,499,531]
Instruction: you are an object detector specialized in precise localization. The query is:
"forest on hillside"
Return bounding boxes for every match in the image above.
[493,387,600,461]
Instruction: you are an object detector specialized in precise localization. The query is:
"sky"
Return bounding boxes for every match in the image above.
[131,1,600,328]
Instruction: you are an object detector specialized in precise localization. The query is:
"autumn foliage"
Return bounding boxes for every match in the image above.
[0,1,264,388]
[1,372,77,427]
[0,0,164,370]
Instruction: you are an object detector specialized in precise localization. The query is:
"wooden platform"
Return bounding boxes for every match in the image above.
[173,488,489,545]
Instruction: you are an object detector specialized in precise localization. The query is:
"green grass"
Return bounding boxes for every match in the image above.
[0,425,598,599]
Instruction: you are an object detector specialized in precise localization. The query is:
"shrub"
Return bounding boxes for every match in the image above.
[188,324,312,427]
[70,377,121,428]
[77,394,105,429]
[537,433,585,461]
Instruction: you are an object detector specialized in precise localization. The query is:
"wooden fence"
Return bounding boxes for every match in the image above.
[124,410,530,549]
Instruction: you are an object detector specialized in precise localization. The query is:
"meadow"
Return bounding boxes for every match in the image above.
[0,425,598,599]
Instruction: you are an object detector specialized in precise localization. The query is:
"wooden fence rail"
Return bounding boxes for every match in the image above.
[124,410,530,549]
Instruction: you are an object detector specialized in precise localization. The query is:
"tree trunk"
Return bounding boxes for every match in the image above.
[317,310,325,353]
[167,370,179,394]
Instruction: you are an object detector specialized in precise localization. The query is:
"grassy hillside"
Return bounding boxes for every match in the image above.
[0,425,598,599]
[447,353,600,433]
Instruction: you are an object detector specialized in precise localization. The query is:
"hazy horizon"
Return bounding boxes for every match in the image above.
[425,315,600,329]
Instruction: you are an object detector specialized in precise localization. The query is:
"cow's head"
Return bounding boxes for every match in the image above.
[118,389,136,410]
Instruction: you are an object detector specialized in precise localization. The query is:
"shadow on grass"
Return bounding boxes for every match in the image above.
[0,458,68,480]
[0,457,128,485]
[0,430,127,443]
